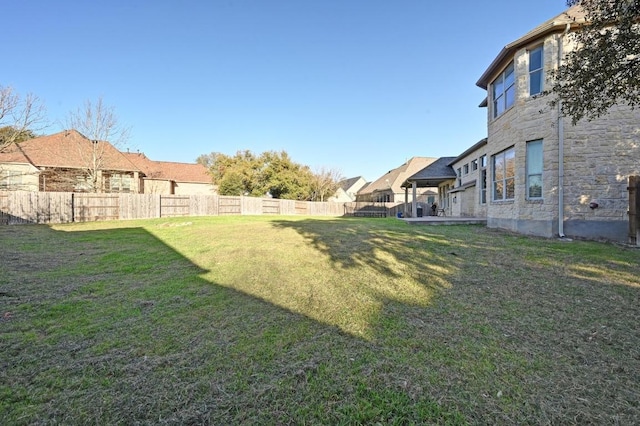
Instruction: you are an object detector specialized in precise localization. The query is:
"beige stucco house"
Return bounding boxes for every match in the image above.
[123,152,215,195]
[328,176,367,202]
[356,157,437,206]
[0,130,143,193]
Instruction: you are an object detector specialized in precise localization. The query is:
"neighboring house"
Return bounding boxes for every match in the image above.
[356,157,437,205]
[328,176,367,202]
[406,5,639,243]
[0,130,143,193]
[123,152,215,195]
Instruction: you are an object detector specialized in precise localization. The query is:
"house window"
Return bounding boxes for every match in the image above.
[471,159,478,171]
[529,46,544,96]
[0,171,20,190]
[492,62,515,118]
[109,174,132,193]
[526,140,543,199]
[456,168,462,186]
[480,155,487,204]
[463,163,469,175]
[480,169,487,204]
[492,147,515,201]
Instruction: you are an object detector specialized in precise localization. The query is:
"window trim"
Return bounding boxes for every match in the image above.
[528,45,544,97]
[492,61,515,119]
[526,139,543,200]
[492,147,515,202]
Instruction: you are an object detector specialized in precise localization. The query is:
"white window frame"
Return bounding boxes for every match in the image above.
[492,147,515,201]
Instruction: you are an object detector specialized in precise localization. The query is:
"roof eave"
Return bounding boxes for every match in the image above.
[476,19,582,89]
[447,138,488,166]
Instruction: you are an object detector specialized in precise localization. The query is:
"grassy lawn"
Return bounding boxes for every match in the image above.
[1,216,639,424]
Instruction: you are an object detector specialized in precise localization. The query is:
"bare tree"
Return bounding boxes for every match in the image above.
[66,97,130,192]
[0,85,47,151]
[310,167,343,202]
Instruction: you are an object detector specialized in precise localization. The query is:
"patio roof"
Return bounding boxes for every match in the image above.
[402,156,457,188]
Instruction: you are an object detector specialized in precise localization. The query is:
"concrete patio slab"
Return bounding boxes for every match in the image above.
[400,216,487,226]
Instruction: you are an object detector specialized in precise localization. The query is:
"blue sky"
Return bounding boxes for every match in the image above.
[5,1,568,181]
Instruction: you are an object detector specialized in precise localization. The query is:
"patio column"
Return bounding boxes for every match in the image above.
[404,187,409,216]
[412,181,417,217]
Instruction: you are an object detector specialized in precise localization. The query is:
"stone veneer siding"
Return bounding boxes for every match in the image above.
[484,33,639,243]
[449,149,489,218]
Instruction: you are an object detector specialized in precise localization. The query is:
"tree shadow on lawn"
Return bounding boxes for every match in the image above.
[2,220,639,424]
[0,222,470,424]
[270,217,640,423]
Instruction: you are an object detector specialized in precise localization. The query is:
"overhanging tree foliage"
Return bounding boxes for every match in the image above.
[548,0,640,124]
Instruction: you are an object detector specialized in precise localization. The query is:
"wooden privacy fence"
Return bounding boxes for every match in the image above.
[0,191,349,225]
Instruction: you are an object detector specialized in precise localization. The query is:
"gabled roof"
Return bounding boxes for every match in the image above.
[447,138,488,166]
[0,130,142,172]
[404,157,457,188]
[476,5,586,89]
[123,152,211,184]
[0,143,31,164]
[359,157,437,194]
[338,176,364,192]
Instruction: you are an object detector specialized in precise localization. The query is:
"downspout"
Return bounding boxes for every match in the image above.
[557,23,570,238]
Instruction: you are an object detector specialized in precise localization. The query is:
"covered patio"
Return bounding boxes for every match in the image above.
[400,156,457,218]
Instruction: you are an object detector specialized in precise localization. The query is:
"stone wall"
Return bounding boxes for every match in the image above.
[483,32,639,242]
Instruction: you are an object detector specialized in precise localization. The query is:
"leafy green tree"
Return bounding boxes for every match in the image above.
[218,171,246,196]
[548,0,640,123]
[200,149,317,199]
[260,151,313,200]
[0,126,37,146]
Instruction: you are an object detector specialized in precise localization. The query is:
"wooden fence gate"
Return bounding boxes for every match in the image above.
[73,194,119,222]
[629,176,640,246]
[160,195,190,217]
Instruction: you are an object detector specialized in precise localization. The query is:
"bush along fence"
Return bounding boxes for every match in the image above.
[0,191,405,225]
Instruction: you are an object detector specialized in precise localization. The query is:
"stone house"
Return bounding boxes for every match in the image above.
[407,5,639,243]
[122,152,215,195]
[476,5,639,242]
[0,130,143,193]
